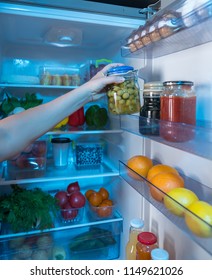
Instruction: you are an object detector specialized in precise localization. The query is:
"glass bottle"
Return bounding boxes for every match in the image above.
[106,66,141,115]
[126,218,144,260]
[139,81,163,135]
[151,248,169,260]
[136,232,158,260]
[160,81,196,142]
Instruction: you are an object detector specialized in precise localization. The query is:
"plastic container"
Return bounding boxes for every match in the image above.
[158,11,183,38]
[151,248,169,260]
[89,58,112,78]
[106,66,141,115]
[160,81,196,142]
[139,81,163,135]
[87,202,115,220]
[39,66,82,86]
[59,206,84,223]
[125,218,144,260]
[75,142,104,167]
[51,137,71,169]
[148,17,161,43]
[7,139,47,179]
[136,232,158,260]
[133,27,143,50]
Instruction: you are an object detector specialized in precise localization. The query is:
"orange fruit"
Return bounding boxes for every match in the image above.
[147,164,179,181]
[88,192,103,207]
[164,188,199,216]
[184,201,212,237]
[97,202,112,217]
[102,199,113,206]
[98,187,109,200]
[85,189,95,199]
[127,155,153,179]
[149,172,184,202]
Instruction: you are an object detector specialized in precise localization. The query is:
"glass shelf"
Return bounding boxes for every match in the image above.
[120,115,212,160]
[1,157,119,185]
[119,160,212,256]
[0,83,78,90]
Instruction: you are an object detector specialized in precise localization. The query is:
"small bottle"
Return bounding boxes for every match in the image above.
[136,232,158,260]
[151,248,169,260]
[139,82,163,135]
[126,218,144,260]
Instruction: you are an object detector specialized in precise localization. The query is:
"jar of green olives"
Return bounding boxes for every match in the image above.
[106,66,141,114]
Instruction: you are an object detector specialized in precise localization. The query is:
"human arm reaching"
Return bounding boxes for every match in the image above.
[0,63,124,162]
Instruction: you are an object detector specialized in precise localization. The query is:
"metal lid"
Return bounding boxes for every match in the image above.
[144,81,163,89]
[130,218,144,229]
[137,232,157,245]
[51,137,71,144]
[107,66,134,75]
[163,81,193,86]
[151,248,169,260]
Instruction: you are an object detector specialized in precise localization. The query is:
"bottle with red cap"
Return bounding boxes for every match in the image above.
[136,232,158,260]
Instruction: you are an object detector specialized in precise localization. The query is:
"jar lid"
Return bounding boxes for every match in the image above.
[130,218,144,229]
[137,232,157,245]
[107,66,134,75]
[151,248,169,260]
[51,137,71,144]
[163,81,193,86]
[144,81,163,89]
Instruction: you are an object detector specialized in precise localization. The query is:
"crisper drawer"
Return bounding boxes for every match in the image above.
[0,219,122,260]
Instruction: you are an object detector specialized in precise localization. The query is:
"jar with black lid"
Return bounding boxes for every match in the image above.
[139,82,163,135]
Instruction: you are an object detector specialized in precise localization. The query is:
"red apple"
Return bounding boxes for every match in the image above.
[55,191,69,207]
[69,191,85,208]
[67,181,80,194]
[61,202,78,220]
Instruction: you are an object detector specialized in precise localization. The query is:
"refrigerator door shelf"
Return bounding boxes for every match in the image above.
[120,115,212,161]
[122,1,212,58]
[119,160,212,256]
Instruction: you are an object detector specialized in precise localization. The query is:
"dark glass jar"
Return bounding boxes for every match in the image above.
[139,82,163,135]
[160,81,196,142]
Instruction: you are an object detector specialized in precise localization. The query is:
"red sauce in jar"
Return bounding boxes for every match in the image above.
[160,81,196,142]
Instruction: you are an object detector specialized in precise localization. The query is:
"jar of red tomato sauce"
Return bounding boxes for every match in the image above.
[160,81,196,142]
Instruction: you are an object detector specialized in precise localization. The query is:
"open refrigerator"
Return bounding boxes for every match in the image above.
[0,0,212,260]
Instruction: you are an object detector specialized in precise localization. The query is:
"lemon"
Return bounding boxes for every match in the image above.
[164,188,199,216]
[184,201,212,237]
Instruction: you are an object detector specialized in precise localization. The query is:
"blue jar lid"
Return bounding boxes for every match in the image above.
[107,66,134,75]
[163,81,193,86]
[151,248,169,260]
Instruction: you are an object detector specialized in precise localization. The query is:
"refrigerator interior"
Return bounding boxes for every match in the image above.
[0,0,212,260]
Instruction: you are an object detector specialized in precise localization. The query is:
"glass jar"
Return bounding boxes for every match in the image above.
[136,232,158,260]
[160,81,196,142]
[106,66,141,115]
[139,82,163,135]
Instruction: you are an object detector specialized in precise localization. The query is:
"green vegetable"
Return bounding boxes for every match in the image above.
[0,92,43,116]
[0,185,59,233]
[85,105,108,128]
[69,227,116,252]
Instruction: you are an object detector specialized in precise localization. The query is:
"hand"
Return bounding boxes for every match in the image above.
[85,63,125,100]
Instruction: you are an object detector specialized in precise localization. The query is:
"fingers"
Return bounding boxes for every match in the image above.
[92,63,124,80]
